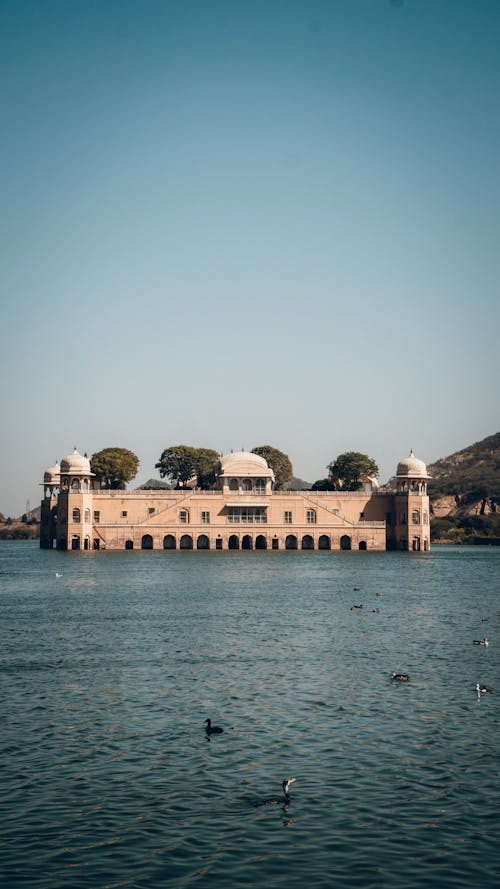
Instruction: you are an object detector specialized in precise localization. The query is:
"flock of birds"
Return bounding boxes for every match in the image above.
[203,585,493,807]
[349,586,493,697]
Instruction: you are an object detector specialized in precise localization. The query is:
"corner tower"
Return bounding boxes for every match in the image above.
[394,451,430,551]
[55,448,95,550]
[40,461,61,548]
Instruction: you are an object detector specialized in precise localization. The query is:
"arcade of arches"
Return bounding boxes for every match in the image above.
[126,532,370,551]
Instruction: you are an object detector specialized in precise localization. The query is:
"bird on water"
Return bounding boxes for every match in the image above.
[475,683,489,695]
[204,718,223,735]
[282,778,297,799]
[391,672,410,682]
[473,638,489,646]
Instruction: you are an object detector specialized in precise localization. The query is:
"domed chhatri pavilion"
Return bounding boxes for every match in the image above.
[40,447,430,553]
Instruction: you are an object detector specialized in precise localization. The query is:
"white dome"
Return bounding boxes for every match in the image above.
[60,448,93,476]
[396,451,429,479]
[220,450,274,479]
[43,461,60,484]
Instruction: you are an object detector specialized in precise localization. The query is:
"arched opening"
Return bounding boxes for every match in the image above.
[318,535,331,550]
[83,536,90,550]
[197,534,210,550]
[412,536,421,551]
[71,478,80,491]
[228,534,239,550]
[242,534,253,550]
[180,534,193,550]
[285,534,298,550]
[255,479,265,493]
[359,540,367,551]
[255,534,267,549]
[229,478,238,491]
[340,535,351,551]
[142,534,153,550]
[163,534,176,550]
[242,479,252,492]
[125,539,134,550]
[301,534,314,550]
[72,508,81,523]
[71,535,80,550]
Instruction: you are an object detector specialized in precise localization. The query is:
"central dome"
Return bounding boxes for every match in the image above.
[220,450,274,479]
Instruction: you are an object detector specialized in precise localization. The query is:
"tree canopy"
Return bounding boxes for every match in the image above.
[155,446,221,489]
[251,445,293,490]
[327,451,379,491]
[311,478,334,491]
[90,447,139,490]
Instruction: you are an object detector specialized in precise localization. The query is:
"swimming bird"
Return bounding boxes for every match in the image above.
[282,777,297,799]
[353,587,361,592]
[473,638,489,646]
[391,672,410,682]
[55,572,63,578]
[351,604,363,611]
[204,718,223,735]
[475,683,488,695]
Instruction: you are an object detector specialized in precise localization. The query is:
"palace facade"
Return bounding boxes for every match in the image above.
[40,449,430,553]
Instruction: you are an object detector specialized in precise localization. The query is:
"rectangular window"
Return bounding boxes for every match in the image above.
[179,510,188,523]
[148,507,155,515]
[93,511,100,523]
[412,510,420,524]
[121,511,128,518]
[306,509,316,524]
[227,507,267,524]
[399,512,407,525]
[272,538,279,550]
[359,511,365,520]
[216,538,223,550]
[284,511,292,524]
[201,511,210,524]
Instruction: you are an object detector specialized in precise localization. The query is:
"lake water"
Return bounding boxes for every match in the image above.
[1,542,499,888]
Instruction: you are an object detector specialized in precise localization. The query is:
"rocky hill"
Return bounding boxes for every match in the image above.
[428,432,500,543]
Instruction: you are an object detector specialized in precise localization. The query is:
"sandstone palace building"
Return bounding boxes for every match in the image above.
[40,449,430,553]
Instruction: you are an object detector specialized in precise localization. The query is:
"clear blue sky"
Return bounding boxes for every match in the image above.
[1,0,499,516]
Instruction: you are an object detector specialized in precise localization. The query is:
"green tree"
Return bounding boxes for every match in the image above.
[155,446,221,489]
[195,448,222,489]
[155,445,198,488]
[251,445,293,490]
[91,447,140,490]
[327,451,379,491]
[311,478,334,491]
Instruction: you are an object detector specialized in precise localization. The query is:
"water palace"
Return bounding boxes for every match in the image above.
[40,448,430,553]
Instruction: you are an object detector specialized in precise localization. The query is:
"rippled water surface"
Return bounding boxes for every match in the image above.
[1,542,499,888]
